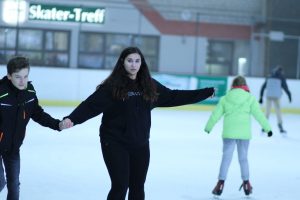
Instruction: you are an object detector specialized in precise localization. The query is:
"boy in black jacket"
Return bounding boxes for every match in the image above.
[0,57,69,199]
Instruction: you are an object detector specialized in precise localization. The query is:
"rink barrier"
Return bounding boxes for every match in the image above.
[39,99,300,114]
[1,66,298,111]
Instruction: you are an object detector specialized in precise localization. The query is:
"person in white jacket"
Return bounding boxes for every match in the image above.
[259,65,292,133]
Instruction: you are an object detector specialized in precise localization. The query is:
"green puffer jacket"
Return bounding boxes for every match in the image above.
[205,88,272,139]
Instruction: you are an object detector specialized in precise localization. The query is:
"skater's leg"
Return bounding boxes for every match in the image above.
[274,98,283,124]
[3,151,20,200]
[273,98,286,133]
[218,139,236,180]
[237,140,252,195]
[237,140,250,181]
[212,139,235,196]
[128,143,150,200]
[0,155,6,192]
[265,98,272,119]
[101,140,130,200]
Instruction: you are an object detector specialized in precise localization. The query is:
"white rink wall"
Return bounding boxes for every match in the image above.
[0,66,299,110]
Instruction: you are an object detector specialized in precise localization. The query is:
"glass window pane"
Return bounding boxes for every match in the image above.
[45,53,68,66]
[19,30,43,50]
[205,63,230,75]
[45,31,68,51]
[206,40,233,75]
[0,28,16,48]
[133,36,158,56]
[145,56,157,71]
[18,51,43,65]
[105,34,131,54]
[79,54,103,69]
[79,33,103,52]
[104,55,118,69]
[0,50,16,64]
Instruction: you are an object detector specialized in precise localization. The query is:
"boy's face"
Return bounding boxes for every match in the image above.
[7,68,29,90]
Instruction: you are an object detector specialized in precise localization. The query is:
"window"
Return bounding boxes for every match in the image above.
[45,31,68,51]
[78,32,159,71]
[44,31,69,66]
[19,29,43,50]
[78,33,104,68]
[0,28,17,63]
[105,34,131,55]
[0,28,69,67]
[206,40,233,75]
[134,36,159,71]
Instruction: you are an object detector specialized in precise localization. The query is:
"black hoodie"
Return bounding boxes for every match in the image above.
[0,76,60,153]
[67,78,214,146]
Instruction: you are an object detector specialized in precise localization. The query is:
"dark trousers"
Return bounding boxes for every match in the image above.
[101,140,150,200]
[0,151,20,200]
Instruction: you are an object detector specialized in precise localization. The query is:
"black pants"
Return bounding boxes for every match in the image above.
[0,151,20,200]
[101,140,150,200]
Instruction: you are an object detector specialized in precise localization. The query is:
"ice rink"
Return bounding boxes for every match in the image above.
[1,106,299,200]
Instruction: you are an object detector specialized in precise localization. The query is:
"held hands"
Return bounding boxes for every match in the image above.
[59,118,74,130]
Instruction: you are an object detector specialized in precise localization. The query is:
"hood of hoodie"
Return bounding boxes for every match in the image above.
[222,88,252,114]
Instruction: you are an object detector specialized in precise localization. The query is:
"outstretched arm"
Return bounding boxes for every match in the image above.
[65,86,112,126]
[153,79,215,108]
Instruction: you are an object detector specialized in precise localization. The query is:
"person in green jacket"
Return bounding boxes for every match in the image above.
[204,76,272,197]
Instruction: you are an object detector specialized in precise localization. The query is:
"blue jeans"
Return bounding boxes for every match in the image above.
[218,139,250,181]
[0,151,20,200]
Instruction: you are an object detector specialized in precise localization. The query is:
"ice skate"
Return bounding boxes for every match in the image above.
[212,180,224,196]
[278,123,287,135]
[239,180,252,196]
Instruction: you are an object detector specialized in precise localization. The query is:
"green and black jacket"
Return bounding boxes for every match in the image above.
[0,76,60,153]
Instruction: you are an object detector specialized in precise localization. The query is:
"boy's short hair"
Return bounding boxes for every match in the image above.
[232,75,247,87]
[7,56,30,75]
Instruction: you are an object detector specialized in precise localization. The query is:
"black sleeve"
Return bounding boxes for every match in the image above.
[281,77,291,100]
[260,79,267,98]
[29,84,61,131]
[66,86,112,125]
[31,103,61,131]
[152,79,214,108]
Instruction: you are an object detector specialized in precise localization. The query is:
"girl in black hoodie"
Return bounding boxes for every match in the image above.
[64,47,215,200]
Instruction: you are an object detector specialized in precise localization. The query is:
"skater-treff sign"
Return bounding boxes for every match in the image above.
[28,4,106,24]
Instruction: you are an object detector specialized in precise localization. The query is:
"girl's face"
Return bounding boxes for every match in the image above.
[123,53,141,80]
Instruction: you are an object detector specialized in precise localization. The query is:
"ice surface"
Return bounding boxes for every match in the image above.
[1,107,299,200]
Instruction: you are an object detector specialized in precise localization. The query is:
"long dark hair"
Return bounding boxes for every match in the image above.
[97,46,158,102]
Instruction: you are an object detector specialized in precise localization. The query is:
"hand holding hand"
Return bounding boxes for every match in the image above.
[59,118,73,130]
